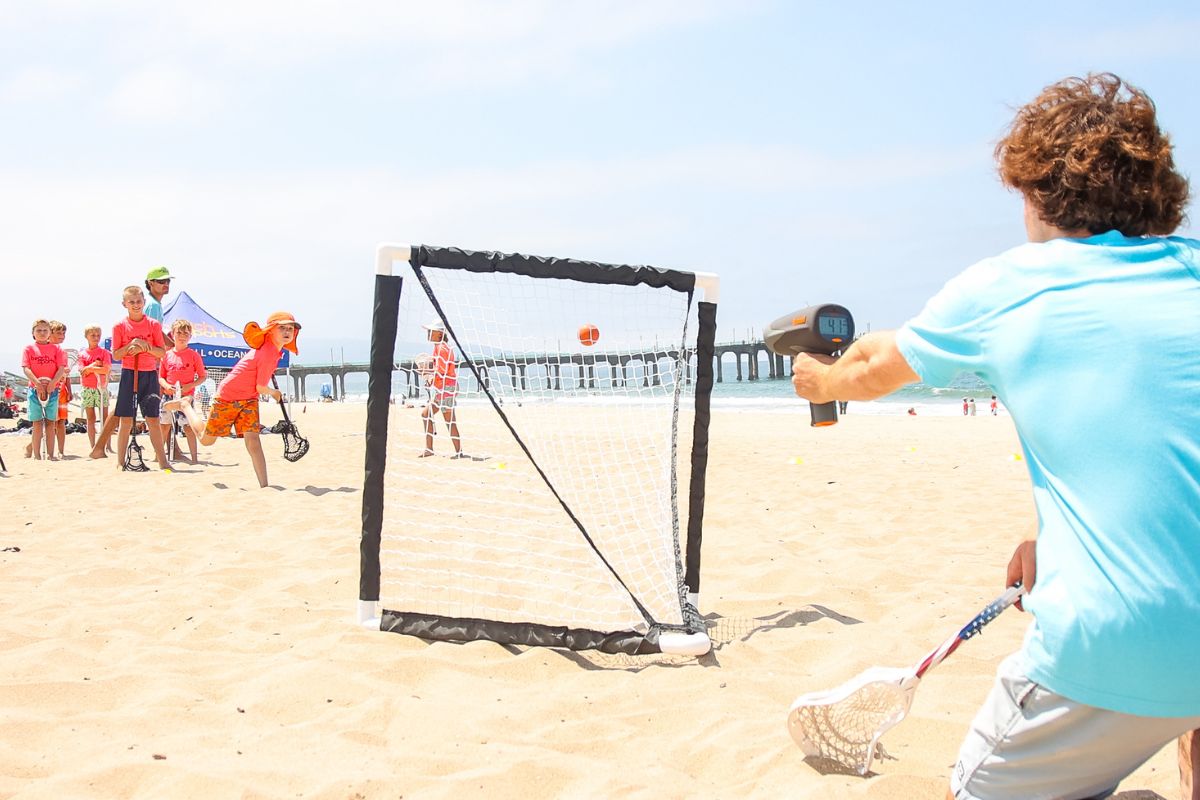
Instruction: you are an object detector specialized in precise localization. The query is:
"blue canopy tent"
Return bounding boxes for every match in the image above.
[162,291,291,369]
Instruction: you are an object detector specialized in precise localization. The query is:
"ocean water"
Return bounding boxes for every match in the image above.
[314,368,1000,418]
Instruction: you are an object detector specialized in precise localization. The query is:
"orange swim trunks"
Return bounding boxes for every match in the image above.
[57,386,71,421]
[203,398,260,439]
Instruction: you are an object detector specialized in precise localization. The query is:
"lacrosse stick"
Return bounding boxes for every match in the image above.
[270,376,308,462]
[123,368,150,472]
[787,584,1023,775]
[33,386,53,458]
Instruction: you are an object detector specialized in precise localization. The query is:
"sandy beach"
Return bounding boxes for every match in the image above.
[0,404,1182,799]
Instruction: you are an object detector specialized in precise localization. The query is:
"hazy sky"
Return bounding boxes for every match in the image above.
[2,1,1198,370]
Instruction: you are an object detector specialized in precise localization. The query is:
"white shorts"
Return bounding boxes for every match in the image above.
[952,652,1200,799]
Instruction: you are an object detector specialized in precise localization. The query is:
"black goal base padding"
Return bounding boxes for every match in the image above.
[380,609,672,656]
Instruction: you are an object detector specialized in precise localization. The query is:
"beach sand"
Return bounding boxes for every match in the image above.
[0,404,1182,799]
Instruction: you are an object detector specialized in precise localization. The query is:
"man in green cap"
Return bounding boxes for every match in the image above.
[144,266,171,324]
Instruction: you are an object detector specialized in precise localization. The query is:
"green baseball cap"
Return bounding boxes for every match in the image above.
[146,266,172,281]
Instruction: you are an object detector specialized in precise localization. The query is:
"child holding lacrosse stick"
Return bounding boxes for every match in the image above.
[789,73,1200,799]
[169,311,300,488]
[112,286,169,472]
[20,319,67,460]
[78,324,113,452]
[158,319,206,464]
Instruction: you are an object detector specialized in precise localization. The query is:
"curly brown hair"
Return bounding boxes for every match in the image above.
[995,73,1189,236]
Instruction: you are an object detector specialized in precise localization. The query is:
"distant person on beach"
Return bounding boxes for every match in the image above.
[907,407,917,416]
[158,319,206,464]
[20,319,67,460]
[968,397,976,416]
[418,320,464,459]
[112,286,169,472]
[837,400,848,414]
[196,383,212,416]
[789,73,1200,800]
[78,324,113,452]
[169,312,300,488]
[990,395,998,416]
[962,397,968,415]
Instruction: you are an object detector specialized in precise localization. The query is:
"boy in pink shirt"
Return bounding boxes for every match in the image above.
[112,285,169,471]
[158,319,207,463]
[78,324,114,451]
[20,319,67,460]
[171,311,300,488]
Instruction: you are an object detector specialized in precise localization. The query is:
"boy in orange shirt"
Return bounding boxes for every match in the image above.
[20,319,67,460]
[48,321,73,456]
[158,319,207,463]
[170,311,300,487]
[78,324,114,451]
[112,286,169,471]
[419,320,463,458]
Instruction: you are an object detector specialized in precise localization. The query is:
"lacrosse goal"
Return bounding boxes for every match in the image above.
[358,243,718,656]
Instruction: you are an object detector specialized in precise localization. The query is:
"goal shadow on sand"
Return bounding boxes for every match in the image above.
[705,604,863,650]
[536,605,864,672]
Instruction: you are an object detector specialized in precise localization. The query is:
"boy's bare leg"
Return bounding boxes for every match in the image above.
[30,421,44,460]
[56,419,66,456]
[184,427,199,463]
[444,409,462,455]
[114,418,132,470]
[1182,730,1199,800]
[145,422,169,470]
[86,407,98,449]
[243,430,269,487]
[169,397,208,439]
[90,413,120,459]
[421,405,435,455]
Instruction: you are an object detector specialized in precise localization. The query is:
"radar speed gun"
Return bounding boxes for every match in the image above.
[764,304,854,427]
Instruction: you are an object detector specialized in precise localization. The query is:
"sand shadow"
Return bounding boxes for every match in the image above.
[705,604,863,649]
[297,485,358,496]
[1112,792,1167,800]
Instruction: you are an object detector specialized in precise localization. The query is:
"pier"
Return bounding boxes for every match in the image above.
[282,341,790,401]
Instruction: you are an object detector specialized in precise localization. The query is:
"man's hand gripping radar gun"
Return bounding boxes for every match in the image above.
[763,304,854,427]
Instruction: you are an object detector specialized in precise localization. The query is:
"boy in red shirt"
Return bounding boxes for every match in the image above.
[158,319,207,464]
[171,311,300,488]
[418,319,463,458]
[20,319,67,460]
[78,324,114,451]
[112,285,169,471]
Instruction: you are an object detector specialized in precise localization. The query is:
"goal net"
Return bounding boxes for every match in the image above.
[359,244,718,656]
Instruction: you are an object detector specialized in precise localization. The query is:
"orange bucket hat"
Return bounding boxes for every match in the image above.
[243,311,301,354]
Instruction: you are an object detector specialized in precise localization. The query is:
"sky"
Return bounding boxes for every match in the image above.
[2,0,1198,371]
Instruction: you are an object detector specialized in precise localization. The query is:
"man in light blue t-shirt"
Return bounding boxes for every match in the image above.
[792,73,1200,800]
[144,265,171,324]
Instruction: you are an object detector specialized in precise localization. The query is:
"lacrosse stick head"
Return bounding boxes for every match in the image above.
[281,422,309,462]
[123,438,150,472]
[787,666,920,775]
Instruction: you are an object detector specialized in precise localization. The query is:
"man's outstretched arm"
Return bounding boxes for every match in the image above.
[791,331,920,403]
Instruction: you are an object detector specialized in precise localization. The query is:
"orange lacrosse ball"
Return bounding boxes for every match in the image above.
[578,323,600,347]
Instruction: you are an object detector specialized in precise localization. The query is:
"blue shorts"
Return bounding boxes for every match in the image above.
[114,369,161,419]
[27,388,59,422]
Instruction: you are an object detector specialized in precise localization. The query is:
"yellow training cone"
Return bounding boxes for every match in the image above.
[789,456,803,465]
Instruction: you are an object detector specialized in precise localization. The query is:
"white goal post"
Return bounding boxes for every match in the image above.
[358,243,719,656]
